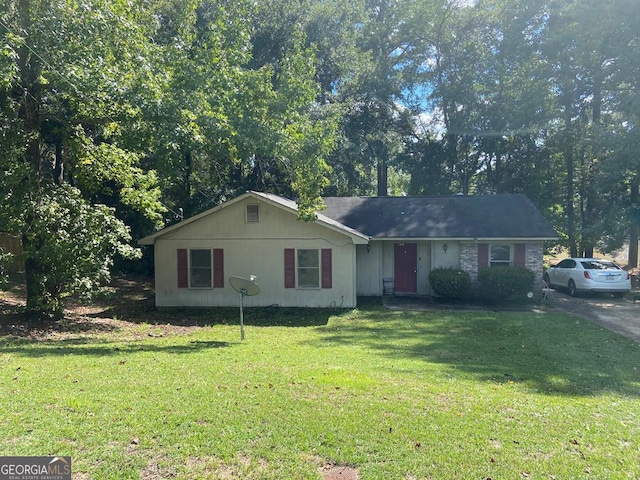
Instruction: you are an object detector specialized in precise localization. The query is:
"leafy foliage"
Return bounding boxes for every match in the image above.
[20,185,140,317]
[428,267,471,298]
[0,0,165,316]
[478,266,535,303]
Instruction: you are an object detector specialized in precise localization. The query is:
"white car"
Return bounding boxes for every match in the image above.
[544,258,631,297]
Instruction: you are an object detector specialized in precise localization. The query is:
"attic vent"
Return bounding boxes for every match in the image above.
[246,204,260,223]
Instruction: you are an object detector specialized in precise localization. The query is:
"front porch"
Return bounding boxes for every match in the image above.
[355,240,546,297]
[356,240,461,297]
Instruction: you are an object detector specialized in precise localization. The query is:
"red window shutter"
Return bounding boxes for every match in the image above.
[284,248,295,288]
[321,249,332,289]
[478,244,489,268]
[515,244,526,267]
[177,249,188,288]
[213,248,224,288]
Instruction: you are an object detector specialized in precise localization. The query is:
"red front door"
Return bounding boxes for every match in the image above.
[394,243,417,294]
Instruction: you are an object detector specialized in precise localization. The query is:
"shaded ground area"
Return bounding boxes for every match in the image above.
[383,292,640,342]
[0,276,335,340]
[552,292,640,342]
[0,277,193,340]
[3,276,639,343]
[382,294,544,313]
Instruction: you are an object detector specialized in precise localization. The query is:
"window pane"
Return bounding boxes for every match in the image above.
[298,249,319,268]
[298,268,320,288]
[297,249,319,288]
[581,260,619,270]
[490,245,511,262]
[190,249,212,287]
[191,250,211,268]
[489,245,511,267]
[490,262,511,267]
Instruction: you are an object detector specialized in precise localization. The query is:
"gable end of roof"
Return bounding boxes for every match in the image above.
[138,191,369,245]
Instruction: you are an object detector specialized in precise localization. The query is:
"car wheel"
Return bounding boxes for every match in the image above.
[543,272,552,288]
[568,279,577,297]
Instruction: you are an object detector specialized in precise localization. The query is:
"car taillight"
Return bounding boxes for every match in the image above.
[583,271,592,279]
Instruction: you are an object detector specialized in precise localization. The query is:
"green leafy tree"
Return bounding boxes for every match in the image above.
[139,0,337,221]
[0,0,163,317]
[541,0,640,258]
[400,0,639,263]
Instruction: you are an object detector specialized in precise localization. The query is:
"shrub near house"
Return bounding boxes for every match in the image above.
[429,268,471,298]
[478,266,535,302]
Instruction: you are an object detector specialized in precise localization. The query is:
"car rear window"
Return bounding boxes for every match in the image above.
[580,261,620,270]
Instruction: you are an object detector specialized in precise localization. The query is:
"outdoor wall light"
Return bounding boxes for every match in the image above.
[366,243,371,254]
[442,243,448,253]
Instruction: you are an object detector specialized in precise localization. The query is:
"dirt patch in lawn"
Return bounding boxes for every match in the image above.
[0,276,205,340]
[0,275,333,339]
[140,455,177,480]
[319,463,360,480]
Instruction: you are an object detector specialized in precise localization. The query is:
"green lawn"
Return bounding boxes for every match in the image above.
[1,289,639,479]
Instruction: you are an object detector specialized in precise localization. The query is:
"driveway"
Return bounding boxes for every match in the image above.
[552,291,640,342]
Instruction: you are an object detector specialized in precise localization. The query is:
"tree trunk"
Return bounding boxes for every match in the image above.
[377,156,387,196]
[565,144,576,257]
[629,225,639,268]
[54,140,64,185]
[562,74,577,257]
[17,0,47,314]
[22,233,43,315]
[579,154,594,258]
[183,149,194,216]
[581,73,602,260]
[629,177,639,267]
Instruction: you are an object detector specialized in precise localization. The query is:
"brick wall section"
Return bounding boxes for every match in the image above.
[526,241,545,289]
[460,242,479,283]
[459,241,545,290]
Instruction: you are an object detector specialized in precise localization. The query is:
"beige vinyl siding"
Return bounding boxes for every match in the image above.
[153,199,357,308]
[356,243,382,295]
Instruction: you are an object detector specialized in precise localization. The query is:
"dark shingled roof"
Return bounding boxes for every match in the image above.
[321,194,558,239]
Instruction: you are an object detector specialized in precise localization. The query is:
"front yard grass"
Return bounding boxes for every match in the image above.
[1,282,639,479]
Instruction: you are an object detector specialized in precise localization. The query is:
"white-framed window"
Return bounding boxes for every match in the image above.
[490,245,512,267]
[190,249,212,287]
[246,204,260,223]
[297,249,320,288]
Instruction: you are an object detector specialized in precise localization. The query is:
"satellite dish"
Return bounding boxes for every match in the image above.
[229,276,260,340]
[229,276,260,297]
